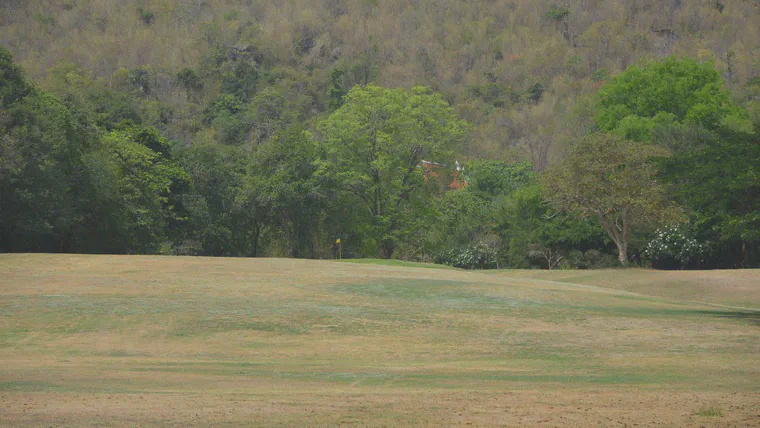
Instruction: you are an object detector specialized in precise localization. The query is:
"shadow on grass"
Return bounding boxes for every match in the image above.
[699,310,760,325]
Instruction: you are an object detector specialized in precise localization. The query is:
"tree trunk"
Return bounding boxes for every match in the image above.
[616,240,628,266]
[599,212,629,266]
[380,239,394,259]
[251,223,261,257]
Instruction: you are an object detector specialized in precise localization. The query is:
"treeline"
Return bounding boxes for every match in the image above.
[1,45,758,268]
[2,0,760,269]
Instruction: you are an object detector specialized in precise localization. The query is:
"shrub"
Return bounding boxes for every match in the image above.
[466,82,510,107]
[526,83,544,104]
[128,67,152,95]
[545,7,570,22]
[34,13,55,27]
[591,69,609,83]
[567,249,619,269]
[176,68,203,91]
[138,8,155,25]
[645,225,709,269]
[695,406,723,417]
[223,10,239,21]
[435,241,499,269]
[173,239,204,256]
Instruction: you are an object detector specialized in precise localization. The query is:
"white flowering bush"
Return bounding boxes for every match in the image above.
[435,242,498,269]
[645,225,708,269]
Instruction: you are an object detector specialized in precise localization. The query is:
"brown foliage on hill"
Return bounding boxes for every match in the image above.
[2,0,759,161]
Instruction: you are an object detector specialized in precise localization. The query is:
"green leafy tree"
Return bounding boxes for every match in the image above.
[0,69,89,252]
[327,68,347,112]
[659,131,760,267]
[248,86,286,144]
[0,46,31,107]
[545,7,570,41]
[240,126,322,257]
[436,189,488,250]
[599,57,760,268]
[220,60,258,100]
[176,68,203,99]
[45,64,142,130]
[432,160,534,266]
[596,57,753,143]
[350,46,380,87]
[498,184,609,269]
[0,48,189,254]
[203,94,248,145]
[543,134,681,265]
[318,85,468,258]
[175,143,261,256]
[464,160,534,200]
[85,128,187,253]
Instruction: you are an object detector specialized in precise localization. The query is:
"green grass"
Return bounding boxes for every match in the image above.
[0,254,758,426]
[491,268,760,309]
[335,258,459,270]
[695,406,724,417]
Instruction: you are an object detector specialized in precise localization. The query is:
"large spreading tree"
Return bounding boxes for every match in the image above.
[658,130,760,267]
[543,134,681,265]
[595,56,752,143]
[585,56,759,268]
[318,85,468,258]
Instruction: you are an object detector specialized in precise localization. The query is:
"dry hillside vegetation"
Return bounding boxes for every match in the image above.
[2,0,759,158]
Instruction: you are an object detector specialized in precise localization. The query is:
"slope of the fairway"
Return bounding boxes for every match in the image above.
[334,258,460,270]
[1,254,758,427]
[490,268,760,311]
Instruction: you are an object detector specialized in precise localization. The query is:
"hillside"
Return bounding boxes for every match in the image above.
[2,0,759,159]
[1,254,758,426]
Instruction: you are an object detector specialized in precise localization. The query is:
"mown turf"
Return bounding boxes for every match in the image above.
[0,254,758,426]
[492,268,760,310]
[335,258,460,270]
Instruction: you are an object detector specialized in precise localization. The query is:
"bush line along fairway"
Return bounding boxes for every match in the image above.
[1,254,758,426]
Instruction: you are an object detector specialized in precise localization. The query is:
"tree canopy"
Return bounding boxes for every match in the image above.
[318,84,468,258]
[596,57,753,142]
[543,134,681,265]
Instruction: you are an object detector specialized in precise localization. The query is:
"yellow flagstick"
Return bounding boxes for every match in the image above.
[336,238,342,259]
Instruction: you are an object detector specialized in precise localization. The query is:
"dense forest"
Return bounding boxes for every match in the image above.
[1,0,759,269]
